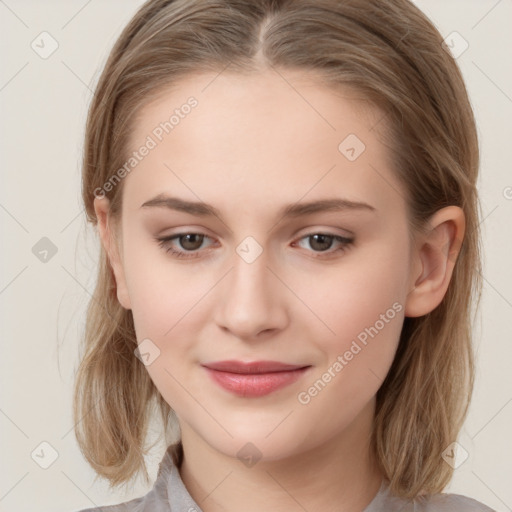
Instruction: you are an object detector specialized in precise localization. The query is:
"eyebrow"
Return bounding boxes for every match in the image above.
[140,194,376,221]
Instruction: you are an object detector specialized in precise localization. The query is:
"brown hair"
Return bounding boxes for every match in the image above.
[74,0,482,498]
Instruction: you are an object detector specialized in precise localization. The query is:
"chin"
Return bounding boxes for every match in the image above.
[194,423,311,463]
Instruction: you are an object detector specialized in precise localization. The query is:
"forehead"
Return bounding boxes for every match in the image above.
[122,69,405,220]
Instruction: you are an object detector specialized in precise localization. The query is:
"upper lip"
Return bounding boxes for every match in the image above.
[202,360,309,374]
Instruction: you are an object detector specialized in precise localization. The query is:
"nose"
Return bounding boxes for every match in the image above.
[213,245,288,341]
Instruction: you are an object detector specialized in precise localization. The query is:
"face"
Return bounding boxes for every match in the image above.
[99,69,418,461]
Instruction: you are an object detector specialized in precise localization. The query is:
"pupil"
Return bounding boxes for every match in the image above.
[182,234,203,250]
[311,234,332,252]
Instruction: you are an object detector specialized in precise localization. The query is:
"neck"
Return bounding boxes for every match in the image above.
[178,399,383,512]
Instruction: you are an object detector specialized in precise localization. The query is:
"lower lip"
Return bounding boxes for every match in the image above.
[204,367,310,398]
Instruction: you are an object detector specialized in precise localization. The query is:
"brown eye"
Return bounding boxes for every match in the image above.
[294,233,354,257]
[155,232,213,259]
[308,234,335,252]
[177,233,205,251]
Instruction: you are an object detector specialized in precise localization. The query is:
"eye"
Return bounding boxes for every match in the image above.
[156,233,214,259]
[155,231,354,260]
[292,233,354,258]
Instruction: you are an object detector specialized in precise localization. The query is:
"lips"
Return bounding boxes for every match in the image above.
[202,360,311,397]
[202,360,308,374]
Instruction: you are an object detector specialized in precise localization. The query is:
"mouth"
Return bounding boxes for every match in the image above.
[201,360,311,397]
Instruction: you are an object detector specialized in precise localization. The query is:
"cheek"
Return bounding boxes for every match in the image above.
[298,236,408,350]
[122,237,224,391]
[122,244,205,409]
[293,279,405,437]
[122,233,203,337]
[292,232,409,411]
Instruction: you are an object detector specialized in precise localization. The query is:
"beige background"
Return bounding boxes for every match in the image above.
[1,1,511,511]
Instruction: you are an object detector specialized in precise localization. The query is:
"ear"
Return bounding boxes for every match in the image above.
[404,206,465,318]
[93,196,132,310]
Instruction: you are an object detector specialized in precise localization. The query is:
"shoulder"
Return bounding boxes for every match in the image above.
[370,481,496,512]
[416,491,496,511]
[72,443,183,512]
[73,496,145,511]
[72,488,176,512]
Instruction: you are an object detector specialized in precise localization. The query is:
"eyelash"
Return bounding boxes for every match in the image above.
[155,232,354,260]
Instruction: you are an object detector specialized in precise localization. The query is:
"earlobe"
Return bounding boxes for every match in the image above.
[93,196,132,310]
[404,206,465,318]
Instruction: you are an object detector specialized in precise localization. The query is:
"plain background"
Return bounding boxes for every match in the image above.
[1,1,511,511]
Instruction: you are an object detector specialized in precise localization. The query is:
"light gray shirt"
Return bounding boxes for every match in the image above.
[76,444,496,511]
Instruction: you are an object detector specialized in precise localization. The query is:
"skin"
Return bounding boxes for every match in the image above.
[94,69,464,512]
